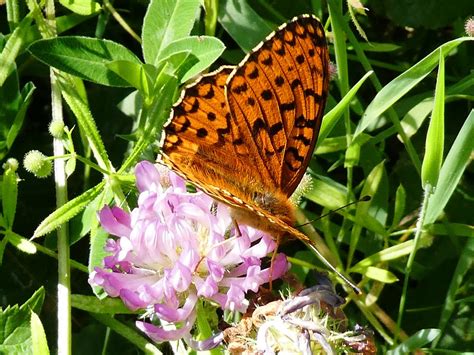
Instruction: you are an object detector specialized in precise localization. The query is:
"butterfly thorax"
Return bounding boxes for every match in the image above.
[229,184,296,237]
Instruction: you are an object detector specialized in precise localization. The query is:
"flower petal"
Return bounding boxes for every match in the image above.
[135,161,161,192]
[99,206,131,237]
[154,293,197,322]
[136,309,197,342]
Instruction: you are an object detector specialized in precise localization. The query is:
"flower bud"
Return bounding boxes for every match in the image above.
[23,150,52,178]
[48,120,65,138]
[290,173,313,205]
[465,17,474,37]
[3,158,19,171]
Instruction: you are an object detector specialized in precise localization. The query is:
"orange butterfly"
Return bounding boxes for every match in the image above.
[158,15,359,293]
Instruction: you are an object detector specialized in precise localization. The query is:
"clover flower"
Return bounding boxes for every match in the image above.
[89,161,288,343]
[224,274,375,354]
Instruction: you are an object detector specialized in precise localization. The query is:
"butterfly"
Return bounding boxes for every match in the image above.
[158,15,359,293]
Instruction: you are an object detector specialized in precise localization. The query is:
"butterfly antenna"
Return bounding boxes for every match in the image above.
[296,195,371,228]
[306,242,362,295]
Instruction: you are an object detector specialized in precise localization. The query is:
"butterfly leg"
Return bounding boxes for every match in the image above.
[268,234,283,290]
[233,219,243,237]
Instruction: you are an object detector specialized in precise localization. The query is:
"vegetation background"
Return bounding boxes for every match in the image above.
[0,0,473,353]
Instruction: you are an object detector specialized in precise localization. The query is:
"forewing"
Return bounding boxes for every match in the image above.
[159,67,276,207]
[226,15,329,196]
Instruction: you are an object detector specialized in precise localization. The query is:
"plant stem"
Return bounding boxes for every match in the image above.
[395,184,432,342]
[102,0,141,43]
[6,0,20,30]
[44,0,71,353]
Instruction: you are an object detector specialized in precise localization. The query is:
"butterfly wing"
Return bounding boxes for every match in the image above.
[226,15,329,196]
[159,66,278,209]
[160,15,329,207]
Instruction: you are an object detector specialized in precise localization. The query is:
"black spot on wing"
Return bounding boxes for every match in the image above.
[215,113,232,147]
[285,147,305,171]
[261,56,272,66]
[304,89,322,101]
[248,67,259,79]
[233,81,248,94]
[188,99,200,113]
[296,54,305,64]
[203,87,214,99]
[207,112,216,121]
[291,79,302,89]
[280,102,296,112]
[292,134,311,146]
[196,128,208,138]
[261,90,273,100]
[269,122,283,136]
[252,118,267,137]
[275,76,284,87]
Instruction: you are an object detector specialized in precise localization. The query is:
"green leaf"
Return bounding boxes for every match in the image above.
[387,328,441,355]
[70,185,112,246]
[315,136,347,154]
[59,76,112,171]
[319,71,373,143]
[0,288,45,354]
[357,42,402,52]
[305,174,348,210]
[159,36,225,82]
[351,240,417,272]
[396,70,474,140]
[348,161,386,265]
[6,231,37,254]
[30,312,49,355]
[28,37,142,87]
[21,288,45,315]
[58,0,101,16]
[142,0,200,65]
[6,82,35,150]
[56,13,97,33]
[355,37,474,139]
[0,238,7,264]
[427,223,474,238]
[106,60,154,96]
[421,50,445,187]
[33,181,105,239]
[361,266,399,283]
[376,0,473,29]
[71,295,137,314]
[157,50,199,86]
[425,110,474,224]
[89,226,109,298]
[2,166,18,229]
[65,156,76,178]
[120,71,178,172]
[390,184,406,230]
[218,0,272,52]
[0,12,34,86]
[434,238,474,348]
